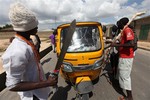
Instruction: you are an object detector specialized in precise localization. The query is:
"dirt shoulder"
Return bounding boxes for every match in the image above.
[138,41,150,49]
[0,39,10,52]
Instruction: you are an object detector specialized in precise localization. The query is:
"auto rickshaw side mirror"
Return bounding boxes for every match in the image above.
[102,25,106,33]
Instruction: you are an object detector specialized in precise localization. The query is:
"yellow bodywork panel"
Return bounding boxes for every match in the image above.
[76,76,91,84]
[60,67,102,83]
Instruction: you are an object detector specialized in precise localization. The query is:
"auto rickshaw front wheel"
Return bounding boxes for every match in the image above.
[81,93,89,100]
[76,93,89,100]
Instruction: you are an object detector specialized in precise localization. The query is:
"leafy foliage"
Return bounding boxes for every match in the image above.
[0,24,12,30]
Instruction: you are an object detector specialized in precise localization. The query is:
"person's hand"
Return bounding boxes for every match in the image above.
[47,75,58,86]
[105,39,113,44]
[110,42,116,47]
[105,40,112,44]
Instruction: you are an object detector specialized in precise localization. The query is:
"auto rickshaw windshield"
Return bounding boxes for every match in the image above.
[61,26,102,52]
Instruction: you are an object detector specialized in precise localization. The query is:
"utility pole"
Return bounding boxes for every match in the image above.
[55,16,56,28]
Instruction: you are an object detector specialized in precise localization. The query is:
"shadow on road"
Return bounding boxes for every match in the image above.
[50,85,71,100]
[101,63,126,97]
[0,72,6,91]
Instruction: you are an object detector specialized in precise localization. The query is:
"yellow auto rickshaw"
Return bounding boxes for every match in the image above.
[55,21,105,99]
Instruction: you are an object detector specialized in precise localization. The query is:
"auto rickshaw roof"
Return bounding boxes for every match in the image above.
[57,21,102,28]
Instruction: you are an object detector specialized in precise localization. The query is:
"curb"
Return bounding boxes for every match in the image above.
[138,47,150,51]
[0,53,3,57]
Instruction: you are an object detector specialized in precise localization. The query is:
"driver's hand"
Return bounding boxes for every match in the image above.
[47,76,58,86]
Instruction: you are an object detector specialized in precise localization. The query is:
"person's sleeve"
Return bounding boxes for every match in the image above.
[49,35,52,39]
[3,49,28,88]
[124,28,134,41]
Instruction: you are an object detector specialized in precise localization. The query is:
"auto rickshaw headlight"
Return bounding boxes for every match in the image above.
[62,62,73,72]
[93,55,104,70]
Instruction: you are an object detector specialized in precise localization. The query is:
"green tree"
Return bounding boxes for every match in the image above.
[3,24,12,29]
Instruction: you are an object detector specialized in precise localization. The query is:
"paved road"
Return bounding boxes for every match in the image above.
[0,49,150,100]
[131,49,150,100]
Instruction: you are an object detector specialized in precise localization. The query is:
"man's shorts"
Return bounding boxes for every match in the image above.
[117,58,133,90]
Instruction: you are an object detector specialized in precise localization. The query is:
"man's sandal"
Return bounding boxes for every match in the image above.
[118,96,129,100]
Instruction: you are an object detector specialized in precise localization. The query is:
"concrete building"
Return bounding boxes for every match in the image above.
[132,15,150,41]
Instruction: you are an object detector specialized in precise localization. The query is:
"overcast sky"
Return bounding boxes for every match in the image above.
[0,0,150,31]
